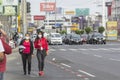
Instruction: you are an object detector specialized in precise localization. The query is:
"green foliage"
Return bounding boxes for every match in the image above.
[80,30,84,34]
[85,27,92,34]
[75,30,81,34]
[60,30,67,34]
[75,30,84,35]
[98,26,105,33]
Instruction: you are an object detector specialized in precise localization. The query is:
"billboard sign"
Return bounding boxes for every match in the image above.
[76,8,89,16]
[3,0,18,5]
[106,21,118,40]
[65,11,75,15]
[3,6,17,15]
[34,15,46,20]
[40,2,56,12]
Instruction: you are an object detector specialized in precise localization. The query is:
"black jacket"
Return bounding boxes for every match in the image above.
[19,39,34,55]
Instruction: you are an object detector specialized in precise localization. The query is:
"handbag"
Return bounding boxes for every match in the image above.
[1,38,12,55]
[0,52,4,62]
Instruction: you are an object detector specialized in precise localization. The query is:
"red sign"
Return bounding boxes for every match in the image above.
[40,2,56,12]
[34,16,46,20]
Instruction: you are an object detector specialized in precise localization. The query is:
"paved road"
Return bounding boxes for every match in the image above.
[5,42,120,80]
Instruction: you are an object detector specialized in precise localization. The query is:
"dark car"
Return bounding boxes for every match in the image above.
[87,33,106,44]
[64,33,83,45]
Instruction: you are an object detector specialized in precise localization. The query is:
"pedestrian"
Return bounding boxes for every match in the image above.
[34,31,48,76]
[19,33,34,75]
[0,28,11,80]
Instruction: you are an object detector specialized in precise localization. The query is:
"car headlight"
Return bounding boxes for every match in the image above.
[94,38,97,40]
[103,37,106,40]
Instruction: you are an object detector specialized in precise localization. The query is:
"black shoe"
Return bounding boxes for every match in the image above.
[28,72,30,75]
[24,72,26,75]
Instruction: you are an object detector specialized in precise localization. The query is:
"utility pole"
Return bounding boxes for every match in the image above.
[55,0,56,26]
[22,0,27,35]
[102,0,106,35]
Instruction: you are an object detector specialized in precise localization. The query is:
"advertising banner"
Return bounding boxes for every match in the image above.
[40,2,56,12]
[106,21,118,40]
[34,15,46,20]
[75,8,89,16]
[3,0,18,5]
[3,6,17,15]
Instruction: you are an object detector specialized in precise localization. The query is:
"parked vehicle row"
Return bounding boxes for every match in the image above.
[30,32,106,45]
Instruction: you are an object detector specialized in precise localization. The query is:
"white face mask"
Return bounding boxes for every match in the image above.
[25,37,30,40]
[38,35,42,38]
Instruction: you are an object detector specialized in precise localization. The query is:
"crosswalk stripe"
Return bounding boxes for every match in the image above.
[49,48,120,52]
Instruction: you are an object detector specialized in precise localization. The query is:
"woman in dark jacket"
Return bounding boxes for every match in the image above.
[34,31,48,76]
[19,33,34,75]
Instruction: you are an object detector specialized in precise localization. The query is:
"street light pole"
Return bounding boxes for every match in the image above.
[102,0,106,35]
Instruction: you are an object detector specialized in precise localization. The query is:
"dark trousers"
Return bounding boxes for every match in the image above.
[21,53,32,74]
[37,50,46,71]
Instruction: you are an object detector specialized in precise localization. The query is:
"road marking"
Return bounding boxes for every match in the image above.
[94,55,102,58]
[98,48,109,50]
[79,49,87,51]
[52,58,56,61]
[69,49,77,51]
[49,49,56,51]
[59,49,67,51]
[78,70,96,77]
[109,48,120,50]
[109,58,120,61]
[61,63,71,68]
[90,49,100,50]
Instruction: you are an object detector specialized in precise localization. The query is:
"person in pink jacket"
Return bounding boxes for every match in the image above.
[0,28,7,80]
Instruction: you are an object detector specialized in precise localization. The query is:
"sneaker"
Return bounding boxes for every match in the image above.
[41,71,44,76]
[39,71,44,76]
[39,71,42,76]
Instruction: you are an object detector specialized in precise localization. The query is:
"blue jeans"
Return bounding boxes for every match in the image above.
[0,72,4,80]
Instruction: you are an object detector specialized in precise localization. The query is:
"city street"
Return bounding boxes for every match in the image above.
[4,41,120,80]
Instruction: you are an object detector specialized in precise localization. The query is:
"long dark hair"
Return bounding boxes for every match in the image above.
[36,31,44,40]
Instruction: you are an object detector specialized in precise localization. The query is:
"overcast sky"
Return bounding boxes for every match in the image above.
[27,0,106,15]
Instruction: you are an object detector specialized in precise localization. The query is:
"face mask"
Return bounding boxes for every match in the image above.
[25,37,30,40]
[38,35,42,38]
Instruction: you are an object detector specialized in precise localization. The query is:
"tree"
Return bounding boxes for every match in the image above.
[85,27,92,34]
[75,30,81,34]
[60,30,67,34]
[80,30,84,34]
[98,26,105,34]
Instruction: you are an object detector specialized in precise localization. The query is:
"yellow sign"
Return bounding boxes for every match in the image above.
[106,21,117,37]
[71,23,79,31]
[18,15,21,32]
[65,11,75,15]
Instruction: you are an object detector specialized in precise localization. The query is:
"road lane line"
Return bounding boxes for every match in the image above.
[79,49,87,51]
[109,58,120,61]
[94,55,102,58]
[78,70,96,77]
[49,49,56,51]
[69,49,77,51]
[61,63,71,68]
[59,49,67,51]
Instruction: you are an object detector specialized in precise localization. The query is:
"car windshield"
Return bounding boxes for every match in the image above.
[72,34,80,39]
[51,34,61,37]
[94,33,103,37]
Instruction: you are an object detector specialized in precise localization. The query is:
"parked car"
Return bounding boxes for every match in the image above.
[87,33,106,44]
[64,33,83,45]
[47,33,63,45]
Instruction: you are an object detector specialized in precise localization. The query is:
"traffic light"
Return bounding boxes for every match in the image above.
[26,2,31,13]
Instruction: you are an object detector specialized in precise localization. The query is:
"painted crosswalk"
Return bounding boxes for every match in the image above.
[49,48,120,52]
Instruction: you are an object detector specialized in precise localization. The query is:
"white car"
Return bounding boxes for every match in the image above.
[47,33,62,45]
